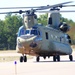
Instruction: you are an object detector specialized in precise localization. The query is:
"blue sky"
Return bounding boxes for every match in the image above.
[0,0,75,21]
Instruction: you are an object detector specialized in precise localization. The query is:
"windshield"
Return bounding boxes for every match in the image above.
[25,29,38,35]
[30,30,38,35]
[25,30,30,34]
[17,26,25,37]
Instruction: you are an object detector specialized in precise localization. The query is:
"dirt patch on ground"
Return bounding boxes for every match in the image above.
[0,56,20,62]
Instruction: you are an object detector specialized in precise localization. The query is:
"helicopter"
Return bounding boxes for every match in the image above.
[0,1,75,62]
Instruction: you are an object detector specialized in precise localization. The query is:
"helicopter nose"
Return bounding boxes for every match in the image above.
[17,35,37,46]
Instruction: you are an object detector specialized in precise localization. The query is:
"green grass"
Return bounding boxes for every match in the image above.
[0,50,18,62]
[0,50,33,62]
[0,56,33,62]
[0,56,20,62]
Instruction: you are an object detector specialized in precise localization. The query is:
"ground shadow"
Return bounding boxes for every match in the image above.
[33,60,75,63]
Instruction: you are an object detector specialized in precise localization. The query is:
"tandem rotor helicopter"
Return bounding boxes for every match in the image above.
[0,1,75,62]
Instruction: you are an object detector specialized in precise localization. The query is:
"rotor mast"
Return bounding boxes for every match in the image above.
[23,11,38,29]
[48,8,60,29]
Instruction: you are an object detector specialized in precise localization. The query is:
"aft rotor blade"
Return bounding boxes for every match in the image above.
[35,1,73,11]
[0,1,73,10]
[36,10,75,13]
[62,5,75,7]
[50,1,73,8]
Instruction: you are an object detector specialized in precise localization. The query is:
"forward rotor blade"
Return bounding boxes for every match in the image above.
[0,10,25,14]
[0,12,17,14]
[0,10,75,14]
[0,7,40,9]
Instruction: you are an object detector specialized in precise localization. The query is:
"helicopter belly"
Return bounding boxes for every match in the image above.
[37,41,72,56]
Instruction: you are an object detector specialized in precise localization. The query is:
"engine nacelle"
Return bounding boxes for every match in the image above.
[59,22,70,32]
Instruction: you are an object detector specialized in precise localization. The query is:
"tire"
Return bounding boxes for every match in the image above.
[53,56,56,62]
[20,56,23,62]
[24,56,27,62]
[57,55,60,61]
[69,55,73,61]
[36,56,40,62]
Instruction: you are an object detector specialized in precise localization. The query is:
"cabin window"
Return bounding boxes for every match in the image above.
[60,37,64,43]
[48,17,52,24]
[25,30,30,34]
[45,32,48,39]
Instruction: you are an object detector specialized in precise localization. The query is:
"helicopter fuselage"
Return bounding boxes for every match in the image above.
[16,24,72,57]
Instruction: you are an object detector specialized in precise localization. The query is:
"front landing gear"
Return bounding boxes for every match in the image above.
[20,55,27,62]
[36,56,40,62]
[20,56,23,62]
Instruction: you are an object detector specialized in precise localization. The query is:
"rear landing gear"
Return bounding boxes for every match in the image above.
[69,55,73,61]
[53,55,60,62]
[36,55,61,62]
[57,55,60,61]
[53,56,56,61]
[20,55,27,62]
[53,55,73,62]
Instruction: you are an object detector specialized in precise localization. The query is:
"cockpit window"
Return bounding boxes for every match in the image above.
[31,30,38,35]
[25,29,38,35]
[17,26,25,37]
[25,30,30,34]
[25,29,42,36]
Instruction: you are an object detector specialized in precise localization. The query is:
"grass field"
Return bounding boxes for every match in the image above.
[0,50,33,62]
[0,56,20,62]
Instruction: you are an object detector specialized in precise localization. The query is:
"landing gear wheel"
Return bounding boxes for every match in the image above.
[53,56,56,62]
[36,56,40,62]
[57,55,60,61]
[20,56,23,62]
[69,55,73,61]
[24,56,27,62]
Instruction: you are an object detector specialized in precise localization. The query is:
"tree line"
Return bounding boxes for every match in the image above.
[0,14,23,50]
[0,13,75,50]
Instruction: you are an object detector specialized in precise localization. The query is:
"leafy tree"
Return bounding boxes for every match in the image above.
[0,13,75,50]
[0,14,23,50]
[38,13,48,25]
[0,20,6,49]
